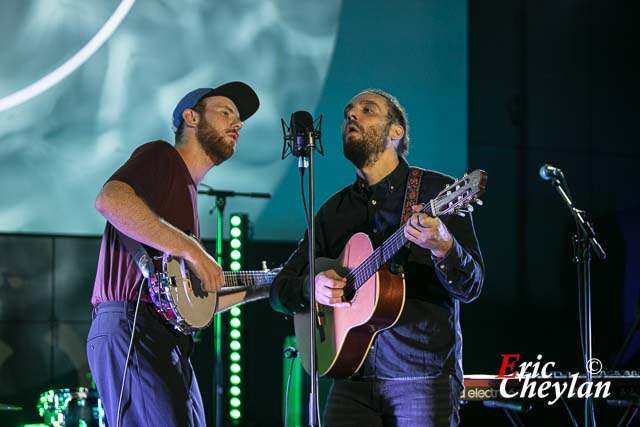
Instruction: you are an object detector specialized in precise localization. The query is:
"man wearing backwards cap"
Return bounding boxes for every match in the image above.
[87,82,261,426]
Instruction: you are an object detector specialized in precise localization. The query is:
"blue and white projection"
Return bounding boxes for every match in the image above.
[0,0,467,241]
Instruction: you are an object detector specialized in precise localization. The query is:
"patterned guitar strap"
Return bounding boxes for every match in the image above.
[401,167,425,226]
[389,167,424,274]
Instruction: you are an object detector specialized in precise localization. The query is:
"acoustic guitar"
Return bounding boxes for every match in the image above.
[294,169,487,378]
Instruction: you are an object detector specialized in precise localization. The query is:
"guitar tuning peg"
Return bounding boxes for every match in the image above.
[456,211,466,217]
[261,260,268,271]
[475,199,483,206]
[467,205,474,212]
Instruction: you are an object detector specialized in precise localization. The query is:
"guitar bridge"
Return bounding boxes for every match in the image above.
[316,310,326,341]
[316,310,325,328]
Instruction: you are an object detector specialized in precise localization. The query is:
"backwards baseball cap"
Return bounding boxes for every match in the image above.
[171,81,260,132]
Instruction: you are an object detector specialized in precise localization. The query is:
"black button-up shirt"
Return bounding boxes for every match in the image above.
[270,158,484,383]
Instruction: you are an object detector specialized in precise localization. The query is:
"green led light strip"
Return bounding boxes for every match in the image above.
[228,214,247,423]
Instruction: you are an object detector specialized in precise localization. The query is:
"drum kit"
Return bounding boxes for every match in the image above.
[37,388,106,427]
[1,387,105,427]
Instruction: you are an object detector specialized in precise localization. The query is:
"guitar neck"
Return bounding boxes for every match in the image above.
[348,203,436,291]
[222,271,275,288]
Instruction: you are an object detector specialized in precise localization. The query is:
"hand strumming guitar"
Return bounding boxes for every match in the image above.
[314,270,351,308]
[184,241,224,293]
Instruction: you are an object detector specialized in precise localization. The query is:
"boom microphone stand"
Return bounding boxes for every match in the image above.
[198,185,271,427]
[540,164,606,427]
[281,111,324,426]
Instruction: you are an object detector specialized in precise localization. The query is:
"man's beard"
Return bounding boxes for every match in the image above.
[196,121,234,164]
[342,121,391,169]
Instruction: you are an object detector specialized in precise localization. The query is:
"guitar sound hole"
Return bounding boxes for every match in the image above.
[343,278,356,302]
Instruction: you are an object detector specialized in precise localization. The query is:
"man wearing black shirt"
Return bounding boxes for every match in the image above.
[270,89,484,426]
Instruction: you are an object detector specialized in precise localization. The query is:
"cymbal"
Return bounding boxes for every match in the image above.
[0,403,22,411]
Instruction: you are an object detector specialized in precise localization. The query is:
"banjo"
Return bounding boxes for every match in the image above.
[117,229,278,335]
[147,255,279,334]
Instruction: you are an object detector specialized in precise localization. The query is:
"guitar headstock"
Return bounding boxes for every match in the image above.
[428,169,487,217]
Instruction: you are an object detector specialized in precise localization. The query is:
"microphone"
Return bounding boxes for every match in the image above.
[539,163,564,181]
[281,110,324,170]
[291,111,314,169]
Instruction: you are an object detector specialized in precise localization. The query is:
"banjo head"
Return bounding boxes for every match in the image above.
[164,257,216,330]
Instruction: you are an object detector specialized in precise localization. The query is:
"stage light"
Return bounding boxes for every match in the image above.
[227,213,248,424]
[230,215,242,227]
[230,409,241,420]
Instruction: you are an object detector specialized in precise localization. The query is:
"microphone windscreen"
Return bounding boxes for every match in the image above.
[291,111,314,134]
[539,164,551,180]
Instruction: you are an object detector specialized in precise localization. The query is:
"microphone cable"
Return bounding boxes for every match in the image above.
[116,277,146,427]
[283,346,299,427]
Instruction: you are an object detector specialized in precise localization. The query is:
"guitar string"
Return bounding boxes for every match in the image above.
[221,271,275,287]
[350,185,478,289]
[340,193,440,296]
[315,203,426,316]
[316,186,475,314]
[314,182,479,319]
[315,198,433,317]
[346,188,476,293]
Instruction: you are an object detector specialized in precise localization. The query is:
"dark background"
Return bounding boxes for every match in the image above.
[1,0,638,426]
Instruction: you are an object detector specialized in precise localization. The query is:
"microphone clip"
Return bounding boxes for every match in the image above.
[281,111,325,161]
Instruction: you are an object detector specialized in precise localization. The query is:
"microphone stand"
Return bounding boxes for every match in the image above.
[306,131,319,427]
[550,178,606,427]
[281,113,324,427]
[198,186,270,427]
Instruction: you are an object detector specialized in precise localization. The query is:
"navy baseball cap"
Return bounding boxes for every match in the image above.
[171,81,260,132]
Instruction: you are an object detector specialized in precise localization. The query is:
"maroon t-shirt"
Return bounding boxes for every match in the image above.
[91,141,199,305]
